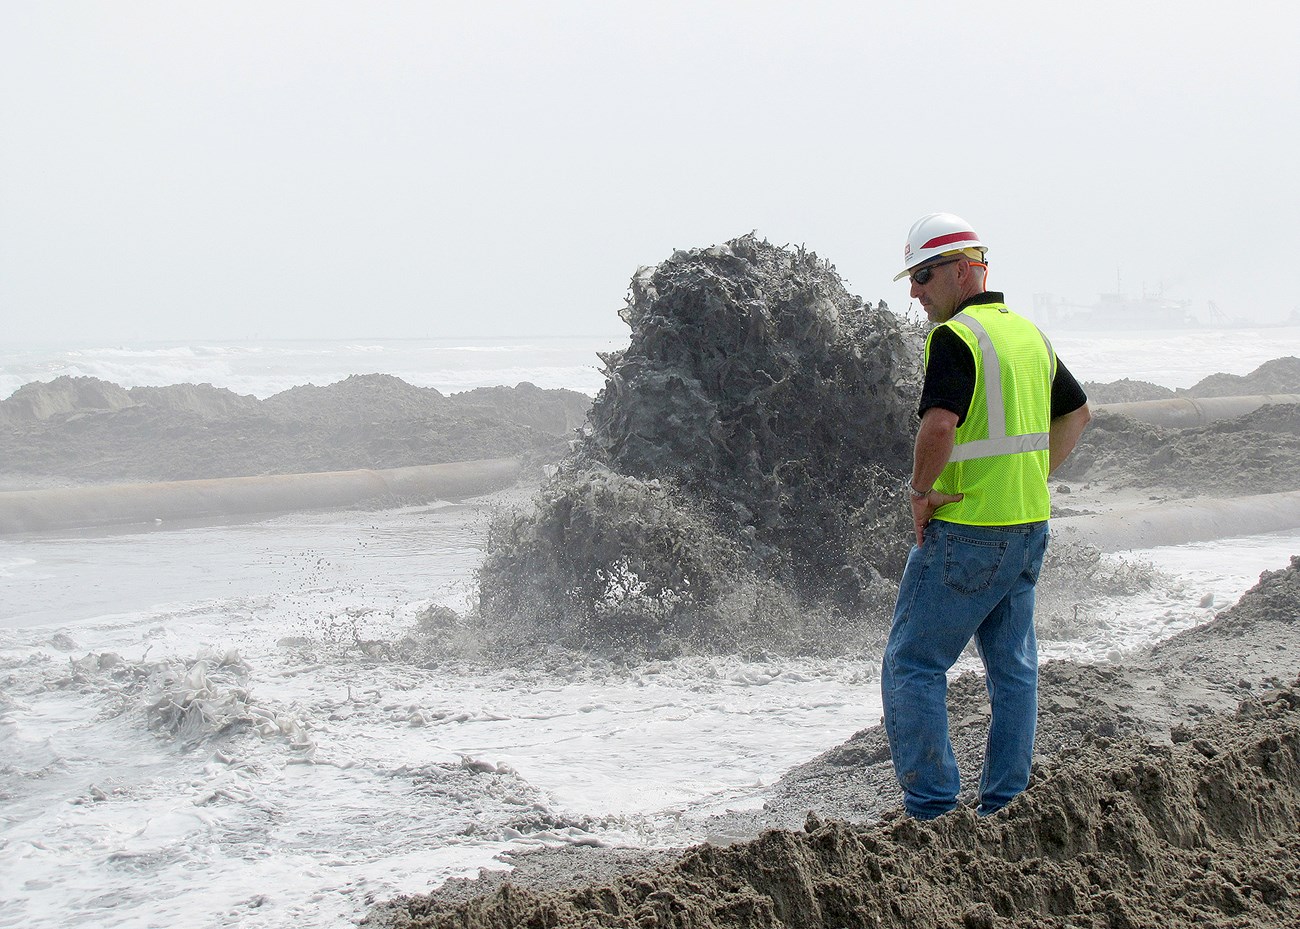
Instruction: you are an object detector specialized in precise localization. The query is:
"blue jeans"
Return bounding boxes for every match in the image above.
[881,518,1049,819]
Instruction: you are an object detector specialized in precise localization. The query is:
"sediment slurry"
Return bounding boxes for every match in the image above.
[476,235,925,656]
[376,558,1300,929]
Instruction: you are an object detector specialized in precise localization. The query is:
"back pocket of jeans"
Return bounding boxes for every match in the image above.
[942,534,1008,594]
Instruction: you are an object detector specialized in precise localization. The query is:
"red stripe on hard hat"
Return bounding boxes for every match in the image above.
[920,231,979,250]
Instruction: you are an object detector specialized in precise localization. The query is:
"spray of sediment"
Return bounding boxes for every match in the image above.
[473,235,927,658]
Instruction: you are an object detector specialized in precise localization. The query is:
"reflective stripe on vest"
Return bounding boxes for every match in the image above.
[944,311,1055,463]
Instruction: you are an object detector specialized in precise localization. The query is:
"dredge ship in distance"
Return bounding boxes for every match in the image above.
[1032,289,1265,330]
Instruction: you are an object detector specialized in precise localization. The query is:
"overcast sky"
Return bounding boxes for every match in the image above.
[3,1,1297,343]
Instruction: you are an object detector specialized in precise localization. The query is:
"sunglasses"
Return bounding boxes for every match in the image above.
[909,257,964,286]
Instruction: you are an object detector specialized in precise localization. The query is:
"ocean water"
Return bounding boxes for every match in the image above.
[3,325,1297,402]
[2,325,1299,929]
[0,336,625,403]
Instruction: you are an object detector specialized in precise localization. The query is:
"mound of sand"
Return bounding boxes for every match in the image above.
[0,374,591,485]
[1083,356,1300,406]
[1058,402,1300,494]
[1057,357,1300,496]
[1184,356,1300,398]
[0,375,136,425]
[125,383,263,418]
[1080,377,1174,405]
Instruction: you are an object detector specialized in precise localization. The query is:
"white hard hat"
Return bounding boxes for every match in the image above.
[893,212,987,281]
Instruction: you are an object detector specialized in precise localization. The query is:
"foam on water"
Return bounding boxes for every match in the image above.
[0,529,884,926]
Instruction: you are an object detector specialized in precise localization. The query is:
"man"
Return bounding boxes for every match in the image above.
[880,212,1091,820]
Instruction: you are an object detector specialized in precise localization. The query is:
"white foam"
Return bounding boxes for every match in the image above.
[0,575,885,927]
[0,556,41,580]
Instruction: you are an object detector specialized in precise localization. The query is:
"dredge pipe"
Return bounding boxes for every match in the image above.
[1092,394,1300,428]
[1052,490,1300,552]
[0,458,522,535]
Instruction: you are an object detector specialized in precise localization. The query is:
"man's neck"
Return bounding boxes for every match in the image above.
[951,291,1004,316]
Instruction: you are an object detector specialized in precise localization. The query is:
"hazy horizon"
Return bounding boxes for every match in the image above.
[4,2,1298,343]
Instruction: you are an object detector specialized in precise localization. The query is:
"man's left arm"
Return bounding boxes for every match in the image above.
[1046,358,1091,475]
[1048,403,1091,475]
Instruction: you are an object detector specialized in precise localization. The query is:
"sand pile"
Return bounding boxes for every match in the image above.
[1062,356,1300,495]
[1082,356,1300,404]
[1058,356,1300,496]
[0,374,591,484]
[1078,377,1174,405]
[475,235,925,656]
[1057,404,1300,495]
[0,375,139,424]
[1184,356,1300,398]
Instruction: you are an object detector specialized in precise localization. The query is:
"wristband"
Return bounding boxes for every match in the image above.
[905,480,930,500]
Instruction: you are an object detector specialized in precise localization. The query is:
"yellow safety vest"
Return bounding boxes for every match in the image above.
[926,301,1056,526]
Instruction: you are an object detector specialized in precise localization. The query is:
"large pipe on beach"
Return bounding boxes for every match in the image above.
[1053,489,1300,552]
[0,458,522,534]
[1052,394,1300,548]
[1092,394,1300,428]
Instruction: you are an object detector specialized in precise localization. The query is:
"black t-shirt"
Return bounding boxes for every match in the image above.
[918,292,1088,425]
